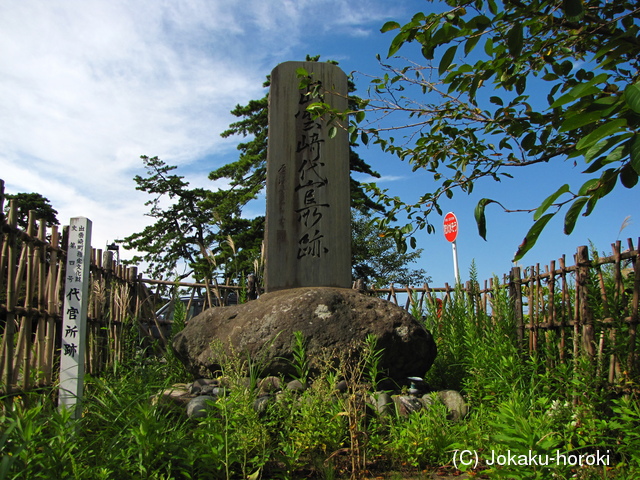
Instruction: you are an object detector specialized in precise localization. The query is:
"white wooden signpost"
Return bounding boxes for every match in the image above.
[443,212,461,284]
[58,217,92,419]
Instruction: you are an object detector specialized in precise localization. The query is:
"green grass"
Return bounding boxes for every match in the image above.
[2,272,639,479]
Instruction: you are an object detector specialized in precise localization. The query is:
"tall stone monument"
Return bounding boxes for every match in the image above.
[264,61,351,292]
[175,66,438,379]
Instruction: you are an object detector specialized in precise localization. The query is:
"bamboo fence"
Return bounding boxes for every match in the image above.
[370,238,640,384]
[4,175,638,393]
[140,277,245,310]
[0,180,155,395]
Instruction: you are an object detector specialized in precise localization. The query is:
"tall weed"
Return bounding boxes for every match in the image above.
[208,339,272,478]
[608,395,640,473]
[388,395,458,468]
[1,395,81,479]
[3,260,639,480]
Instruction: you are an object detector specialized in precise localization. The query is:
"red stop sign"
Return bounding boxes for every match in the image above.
[443,212,458,243]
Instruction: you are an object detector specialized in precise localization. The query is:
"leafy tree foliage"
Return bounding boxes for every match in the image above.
[346,0,640,260]
[351,210,430,288]
[118,156,264,286]
[117,156,217,282]
[3,192,59,230]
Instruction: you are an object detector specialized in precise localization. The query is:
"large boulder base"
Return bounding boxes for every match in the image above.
[172,287,436,382]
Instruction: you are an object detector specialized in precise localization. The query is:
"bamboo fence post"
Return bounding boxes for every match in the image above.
[112,266,120,367]
[628,238,639,379]
[594,255,609,380]
[0,182,6,302]
[576,245,596,358]
[13,211,37,387]
[149,301,168,349]
[572,254,581,406]
[9,228,27,384]
[389,284,398,306]
[548,261,556,328]
[127,266,138,362]
[119,270,128,361]
[102,252,111,370]
[2,200,18,392]
[113,273,121,370]
[44,226,61,385]
[470,281,475,315]
[98,254,105,372]
[109,262,116,371]
[34,219,47,385]
[538,264,544,323]
[534,264,542,353]
[547,260,557,366]
[613,240,624,305]
[526,267,534,352]
[24,217,38,386]
[87,250,94,375]
[444,283,453,309]
[405,285,414,311]
[0,186,4,389]
[509,266,524,350]
[559,255,569,363]
[90,249,103,375]
[608,241,624,383]
[90,250,99,375]
[540,263,551,369]
[134,271,142,321]
[482,279,488,314]
[111,273,120,370]
[203,276,214,309]
[488,277,497,323]
[424,283,434,307]
[573,254,581,361]
[528,266,534,352]
[113,274,121,366]
[613,241,624,381]
[104,250,115,371]
[418,283,427,314]
[441,283,449,313]
[210,276,224,308]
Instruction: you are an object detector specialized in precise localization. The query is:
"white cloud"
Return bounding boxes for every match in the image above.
[0,0,404,266]
[354,172,405,183]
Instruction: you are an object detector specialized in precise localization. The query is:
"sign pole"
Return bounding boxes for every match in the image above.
[59,217,92,419]
[452,240,460,284]
[443,212,461,284]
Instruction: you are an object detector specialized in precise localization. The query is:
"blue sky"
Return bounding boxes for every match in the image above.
[1,0,638,287]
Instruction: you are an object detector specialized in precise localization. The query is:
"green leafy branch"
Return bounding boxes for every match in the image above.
[338,0,640,259]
